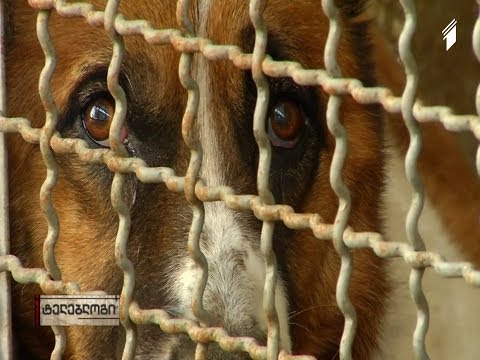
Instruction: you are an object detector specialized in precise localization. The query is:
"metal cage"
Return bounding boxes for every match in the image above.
[0,1,479,359]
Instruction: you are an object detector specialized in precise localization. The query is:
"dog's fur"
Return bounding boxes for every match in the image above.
[5,1,480,359]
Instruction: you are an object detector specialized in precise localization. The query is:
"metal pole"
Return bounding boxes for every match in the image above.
[0,0,13,358]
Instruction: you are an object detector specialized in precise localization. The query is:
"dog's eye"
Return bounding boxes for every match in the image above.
[82,97,115,147]
[267,99,306,149]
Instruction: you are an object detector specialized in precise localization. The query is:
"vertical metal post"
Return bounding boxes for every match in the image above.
[0,0,13,358]
[321,1,357,359]
[474,1,480,177]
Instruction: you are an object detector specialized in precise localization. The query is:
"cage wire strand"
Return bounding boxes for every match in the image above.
[249,0,283,358]
[103,0,140,358]
[397,1,431,359]
[0,1,479,360]
[474,1,480,177]
[321,1,357,359]
[0,1,12,359]
[37,9,62,284]
[175,0,212,358]
[36,8,68,359]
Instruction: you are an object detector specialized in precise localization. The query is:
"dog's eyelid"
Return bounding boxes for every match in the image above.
[74,75,131,113]
[77,84,110,107]
[269,79,317,118]
[73,65,131,107]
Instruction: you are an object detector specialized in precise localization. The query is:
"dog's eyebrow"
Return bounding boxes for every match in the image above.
[265,34,289,61]
[240,26,290,62]
[69,64,133,102]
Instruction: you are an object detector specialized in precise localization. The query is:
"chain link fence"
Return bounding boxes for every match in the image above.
[0,0,479,359]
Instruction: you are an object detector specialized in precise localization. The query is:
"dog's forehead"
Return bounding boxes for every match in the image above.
[11,1,336,114]
[193,0,331,68]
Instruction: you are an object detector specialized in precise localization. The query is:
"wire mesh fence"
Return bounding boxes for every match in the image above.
[0,0,479,359]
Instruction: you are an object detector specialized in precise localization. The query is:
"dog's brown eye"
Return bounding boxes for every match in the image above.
[82,97,115,147]
[267,99,306,148]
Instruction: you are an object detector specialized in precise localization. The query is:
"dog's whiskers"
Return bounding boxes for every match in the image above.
[289,321,313,335]
[288,304,337,320]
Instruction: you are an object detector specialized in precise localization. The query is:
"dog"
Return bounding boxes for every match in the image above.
[4,1,480,359]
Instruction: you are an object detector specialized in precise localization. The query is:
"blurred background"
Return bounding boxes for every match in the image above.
[368,0,479,163]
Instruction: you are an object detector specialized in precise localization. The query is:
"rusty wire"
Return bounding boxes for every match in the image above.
[175,1,212,358]
[0,0,11,358]
[36,9,67,359]
[475,0,480,176]
[0,0,479,360]
[397,1,430,358]
[321,1,356,358]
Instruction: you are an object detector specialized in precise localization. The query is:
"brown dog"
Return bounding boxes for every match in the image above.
[4,1,480,359]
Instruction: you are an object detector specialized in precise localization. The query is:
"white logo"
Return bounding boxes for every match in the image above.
[35,295,119,326]
[442,18,457,51]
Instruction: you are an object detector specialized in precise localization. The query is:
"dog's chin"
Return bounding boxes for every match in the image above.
[128,334,177,360]
[133,334,254,360]
[167,335,253,360]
